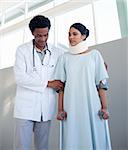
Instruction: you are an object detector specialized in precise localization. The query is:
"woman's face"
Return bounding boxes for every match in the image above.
[68,27,86,46]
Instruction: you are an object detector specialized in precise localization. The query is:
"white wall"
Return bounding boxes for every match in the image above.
[126,37,128,149]
[91,37,128,150]
[0,67,15,150]
[0,27,25,68]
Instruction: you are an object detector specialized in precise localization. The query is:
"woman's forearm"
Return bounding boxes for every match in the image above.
[57,90,67,120]
[98,89,107,109]
[58,90,64,112]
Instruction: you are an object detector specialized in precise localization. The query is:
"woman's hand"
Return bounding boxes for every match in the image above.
[57,110,67,120]
[98,109,109,120]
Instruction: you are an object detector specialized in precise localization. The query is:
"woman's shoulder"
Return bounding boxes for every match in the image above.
[90,49,103,58]
[57,52,71,63]
[90,49,101,54]
[90,49,105,64]
[60,52,70,57]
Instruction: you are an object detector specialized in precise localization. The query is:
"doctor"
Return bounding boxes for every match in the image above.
[13,15,63,150]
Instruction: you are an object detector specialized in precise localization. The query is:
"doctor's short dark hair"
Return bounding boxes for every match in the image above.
[29,15,51,33]
[70,23,89,40]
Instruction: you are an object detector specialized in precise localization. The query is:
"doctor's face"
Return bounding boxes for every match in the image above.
[68,27,86,46]
[33,27,49,50]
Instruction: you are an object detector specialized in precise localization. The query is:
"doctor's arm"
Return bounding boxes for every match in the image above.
[14,47,47,93]
[47,80,63,91]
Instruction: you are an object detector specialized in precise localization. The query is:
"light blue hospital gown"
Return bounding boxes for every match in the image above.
[54,50,111,150]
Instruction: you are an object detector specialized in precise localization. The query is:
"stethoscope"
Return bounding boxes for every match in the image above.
[32,39,53,71]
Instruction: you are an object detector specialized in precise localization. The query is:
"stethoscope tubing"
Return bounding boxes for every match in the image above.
[33,39,35,68]
[32,39,51,70]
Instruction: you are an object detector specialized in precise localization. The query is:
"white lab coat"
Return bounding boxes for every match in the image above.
[14,40,63,121]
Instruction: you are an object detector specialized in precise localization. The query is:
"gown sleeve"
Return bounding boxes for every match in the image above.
[54,54,66,83]
[95,50,109,89]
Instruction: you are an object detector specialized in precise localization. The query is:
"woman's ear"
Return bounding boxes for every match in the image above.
[82,35,86,41]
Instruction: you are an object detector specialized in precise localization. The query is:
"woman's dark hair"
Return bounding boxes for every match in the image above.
[70,23,89,40]
[29,15,51,33]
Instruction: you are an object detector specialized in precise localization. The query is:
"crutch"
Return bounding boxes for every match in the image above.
[59,120,63,150]
[104,120,112,150]
[98,110,112,150]
[58,89,65,150]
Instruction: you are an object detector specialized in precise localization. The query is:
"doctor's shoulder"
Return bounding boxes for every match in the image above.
[16,41,32,55]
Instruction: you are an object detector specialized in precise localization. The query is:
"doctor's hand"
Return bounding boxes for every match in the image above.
[47,80,64,91]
